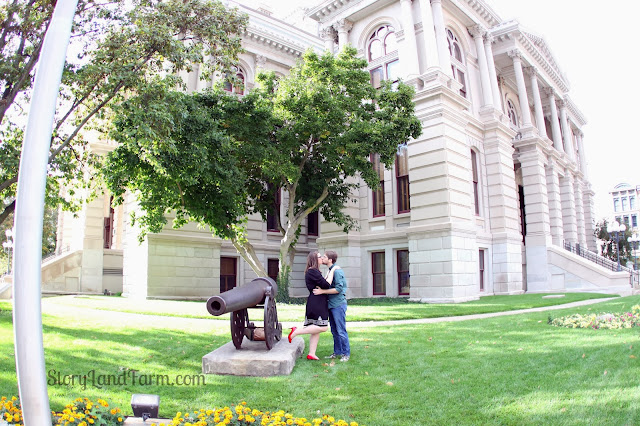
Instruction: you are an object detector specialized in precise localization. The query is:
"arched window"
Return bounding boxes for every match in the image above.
[446,29,467,97]
[223,66,245,95]
[507,100,518,127]
[367,25,399,89]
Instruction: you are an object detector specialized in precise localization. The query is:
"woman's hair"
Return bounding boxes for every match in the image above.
[305,251,320,274]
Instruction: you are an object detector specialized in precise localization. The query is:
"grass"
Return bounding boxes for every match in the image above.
[0,294,638,425]
[39,292,616,322]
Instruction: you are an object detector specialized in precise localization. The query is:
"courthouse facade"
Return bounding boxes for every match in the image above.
[46,0,632,302]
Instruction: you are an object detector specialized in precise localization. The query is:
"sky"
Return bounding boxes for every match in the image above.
[242,0,639,222]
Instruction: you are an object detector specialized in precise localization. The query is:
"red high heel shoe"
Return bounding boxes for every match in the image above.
[288,327,297,343]
[306,354,319,360]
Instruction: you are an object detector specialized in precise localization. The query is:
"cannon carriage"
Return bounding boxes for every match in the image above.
[206,277,282,350]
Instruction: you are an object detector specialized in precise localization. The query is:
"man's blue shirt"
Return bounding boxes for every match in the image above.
[328,264,347,309]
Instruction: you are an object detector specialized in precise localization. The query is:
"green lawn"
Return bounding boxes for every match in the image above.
[38,291,615,322]
[0,294,638,425]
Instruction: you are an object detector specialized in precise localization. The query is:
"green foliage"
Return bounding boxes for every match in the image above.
[0,0,248,228]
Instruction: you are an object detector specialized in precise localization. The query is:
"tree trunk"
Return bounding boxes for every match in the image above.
[230,238,266,277]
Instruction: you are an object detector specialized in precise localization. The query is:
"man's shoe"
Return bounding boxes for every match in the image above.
[325,353,338,359]
[340,355,350,362]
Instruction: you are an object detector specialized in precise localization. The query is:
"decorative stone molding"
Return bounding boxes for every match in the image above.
[319,27,336,42]
[255,55,267,69]
[523,66,538,77]
[484,34,495,44]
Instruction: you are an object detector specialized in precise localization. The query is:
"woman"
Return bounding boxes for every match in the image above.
[288,251,336,360]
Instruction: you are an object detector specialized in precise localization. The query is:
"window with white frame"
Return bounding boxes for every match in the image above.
[471,149,481,215]
[630,196,636,210]
[446,28,467,97]
[507,100,518,127]
[367,25,399,89]
[622,197,628,211]
[371,153,385,217]
[396,143,410,214]
[614,198,620,212]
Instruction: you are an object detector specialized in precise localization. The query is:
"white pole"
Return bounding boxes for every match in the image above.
[13,0,78,424]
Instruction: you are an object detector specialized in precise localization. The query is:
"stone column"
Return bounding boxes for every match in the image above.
[319,27,335,54]
[508,50,532,127]
[525,67,547,138]
[576,131,588,178]
[575,179,586,248]
[334,19,353,51]
[419,0,440,70]
[560,171,578,243]
[469,25,493,107]
[583,185,597,251]
[517,141,552,292]
[483,134,523,294]
[544,88,564,153]
[399,0,420,77]
[558,100,575,162]
[545,160,564,246]
[484,34,502,109]
[431,0,453,78]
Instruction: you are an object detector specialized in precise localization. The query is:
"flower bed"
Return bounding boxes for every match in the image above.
[548,304,640,329]
[163,402,358,426]
[1,396,124,426]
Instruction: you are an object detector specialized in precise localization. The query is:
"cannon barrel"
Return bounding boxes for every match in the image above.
[206,277,278,316]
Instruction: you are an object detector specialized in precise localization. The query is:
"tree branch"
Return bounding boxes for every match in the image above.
[0,200,16,227]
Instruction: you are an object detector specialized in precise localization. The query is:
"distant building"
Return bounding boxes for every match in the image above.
[43,0,633,301]
[610,183,639,230]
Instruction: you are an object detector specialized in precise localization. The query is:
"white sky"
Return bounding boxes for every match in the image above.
[244,0,639,222]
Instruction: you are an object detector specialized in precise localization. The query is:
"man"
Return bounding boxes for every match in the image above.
[313,250,350,362]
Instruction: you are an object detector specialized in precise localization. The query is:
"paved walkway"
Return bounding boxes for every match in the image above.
[39,296,616,331]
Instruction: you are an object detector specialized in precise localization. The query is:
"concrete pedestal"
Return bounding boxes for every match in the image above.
[202,336,305,376]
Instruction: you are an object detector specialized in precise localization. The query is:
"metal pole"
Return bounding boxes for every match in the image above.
[13,0,78,424]
[616,231,621,271]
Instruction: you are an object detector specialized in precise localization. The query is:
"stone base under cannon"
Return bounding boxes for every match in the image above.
[202,336,305,377]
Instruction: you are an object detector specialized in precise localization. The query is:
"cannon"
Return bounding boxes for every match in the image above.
[206,277,282,350]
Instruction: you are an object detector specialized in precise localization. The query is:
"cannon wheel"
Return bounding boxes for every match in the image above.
[263,293,281,350]
[231,308,248,349]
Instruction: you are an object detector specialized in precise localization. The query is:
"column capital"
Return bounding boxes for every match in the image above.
[484,34,495,44]
[543,87,556,98]
[523,66,538,77]
[576,129,584,137]
[556,98,566,109]
[319,27,336,41]
[334,19,353,33]
[507,49,521,59]
[254,54,267,69]
[468,24,486,38]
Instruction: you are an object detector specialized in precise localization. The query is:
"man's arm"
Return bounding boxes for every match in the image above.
[313,287,338,295]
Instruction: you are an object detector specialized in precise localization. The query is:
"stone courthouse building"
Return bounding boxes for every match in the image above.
[43,0,633,302]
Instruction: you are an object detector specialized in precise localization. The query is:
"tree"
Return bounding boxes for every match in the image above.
[0,0,248,227]
[104,47,422,299]
[595,218,632,265]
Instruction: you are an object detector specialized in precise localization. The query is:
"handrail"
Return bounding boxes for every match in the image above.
[41,245,71,264]
[562,240,638,287]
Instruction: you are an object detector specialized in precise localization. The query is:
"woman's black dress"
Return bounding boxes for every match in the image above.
[303,268,332,326]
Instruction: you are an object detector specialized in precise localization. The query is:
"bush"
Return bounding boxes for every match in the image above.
[548,305,640,329]
[0,396,124,426]
[166,402,358,426]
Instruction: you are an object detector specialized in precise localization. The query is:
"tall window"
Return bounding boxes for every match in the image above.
[397,250,409,295]
[223,66,245,95]
[267,258,279,283]
[367,25,399,88]
[479,249,485,291]
[266,186,281,232]
[630,196,636,210]
[371,153,385,217]
[372,251,386,295]
[471,150,480,215]
[220,257,237,293]
[103,196,114,249]
[446,29,467,97]
[633,215,638,228]
[622,197,628,211]
[614,198,620,212]
[396,144,410,213]
[307,211,319,236]
[507,100,518,127]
